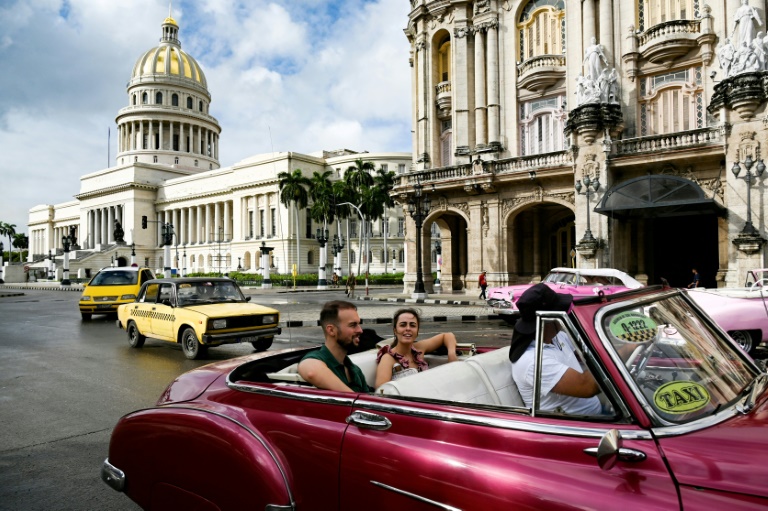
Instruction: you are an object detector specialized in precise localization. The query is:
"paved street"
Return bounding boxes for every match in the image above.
[0,285,509,511]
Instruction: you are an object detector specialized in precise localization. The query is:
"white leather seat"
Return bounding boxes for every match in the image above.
[466,347,524,407]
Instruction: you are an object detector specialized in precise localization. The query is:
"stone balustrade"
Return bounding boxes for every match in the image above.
[616,126,721,155]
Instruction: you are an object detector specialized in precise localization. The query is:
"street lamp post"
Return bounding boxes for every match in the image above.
[575,175,600,244]
[338,202,368,293]
[162,223,174,275]
[434,239,442,290]
[61,235,72,286]
[130,242,136,266]
[731,155,766,236]
[392,249,397,272]
[408,177,431,299]
[48,250,54,280]
[237,256,242,272]
[0,241,5,284]
[316,227,330,290]
[182,245,187,276]
[332,234,345,279]
[259,241,274,289]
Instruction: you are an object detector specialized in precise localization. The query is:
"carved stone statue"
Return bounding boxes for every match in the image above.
[733,0,763,47]
[113,220,125,243]
[69,225,78,248]
[583,37,609,82]
[717,38,736,76]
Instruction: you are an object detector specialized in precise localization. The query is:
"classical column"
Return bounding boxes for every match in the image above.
[582,0,596,48]
[159,120,164,151]
[180,208,186,245]
[487,20,500,148]
[169,121,174,152]
[415,37,430,165]
[214,202,221,240]
[148,120,154,150]
[453,23,471,156]
[599,0,614,65]
[223,200,231,240]
[474,26,488,149]
[205,203,212,243]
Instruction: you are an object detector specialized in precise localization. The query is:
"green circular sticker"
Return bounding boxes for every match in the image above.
[653,381,711,414]
[608,312,657,343]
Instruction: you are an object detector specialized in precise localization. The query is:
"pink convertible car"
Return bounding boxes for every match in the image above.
[102,285,768,510]
[487,267,643,322]
[687,269,768,355]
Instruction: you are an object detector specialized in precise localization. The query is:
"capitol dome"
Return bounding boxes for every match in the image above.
[129,16,207,89]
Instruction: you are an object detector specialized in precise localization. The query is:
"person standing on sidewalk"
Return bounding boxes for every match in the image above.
[688,268,700,288]
[478,270,488,300]
[346,272,356,298]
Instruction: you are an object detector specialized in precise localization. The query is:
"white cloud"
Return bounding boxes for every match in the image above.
[0,0,412,233]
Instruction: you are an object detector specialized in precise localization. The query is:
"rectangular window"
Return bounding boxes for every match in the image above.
[398,218,404,237]
[306,209,312,239]
[249,211,254,238]
[270,208,276,237]
[398,164,406,173]
[381,164,388,172]
[350,220,358,238]
[260,210,265,237]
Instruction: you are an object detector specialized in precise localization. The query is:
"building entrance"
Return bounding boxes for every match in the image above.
[645,214,718,288]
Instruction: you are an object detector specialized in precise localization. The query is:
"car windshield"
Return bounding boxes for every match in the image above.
[600,294,756,425]
[544,272,576,284]
[176,281,245,306]
[90,270,138,286]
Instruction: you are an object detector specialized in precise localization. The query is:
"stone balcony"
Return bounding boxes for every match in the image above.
[435,81,452,119]
[517,54,566,92]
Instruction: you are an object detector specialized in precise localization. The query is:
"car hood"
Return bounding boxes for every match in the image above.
[182,303,278,317]
[657,393,768,498]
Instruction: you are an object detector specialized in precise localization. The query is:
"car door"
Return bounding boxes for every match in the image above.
[149,283,177,341]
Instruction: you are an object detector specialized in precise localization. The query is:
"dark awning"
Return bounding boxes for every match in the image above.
[594,175,725,220]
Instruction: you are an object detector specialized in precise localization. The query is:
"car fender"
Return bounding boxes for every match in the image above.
[107,406,295,510]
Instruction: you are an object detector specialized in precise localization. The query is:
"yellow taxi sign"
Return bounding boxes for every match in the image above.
[653,381,710,414]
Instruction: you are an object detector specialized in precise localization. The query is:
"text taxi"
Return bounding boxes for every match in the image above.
[116,277,280,359]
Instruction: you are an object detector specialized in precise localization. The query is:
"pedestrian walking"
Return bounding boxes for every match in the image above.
[687,268,700,288]
[346,272,356,298]
[478,270,488,300]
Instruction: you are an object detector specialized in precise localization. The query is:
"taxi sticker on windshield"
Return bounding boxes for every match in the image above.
[653,381,710,414]
[608,312,657,343]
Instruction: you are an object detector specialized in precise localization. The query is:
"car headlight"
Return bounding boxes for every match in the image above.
[212,319,227,329]
[120,294,137,300]
[80,296,91,302]
[262,314,277,324]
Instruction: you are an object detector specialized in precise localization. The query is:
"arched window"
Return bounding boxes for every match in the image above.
[155,92,163,104]
[174,157,179,164]
[141,92,148,104]
[639,0,698,31]
[172,94,179,106]
[438,38,451,83]
[638,66,703,136]
[518,0,565,61]
[519,95,567,155]
[187,97,193,109]
[132,94,137,106]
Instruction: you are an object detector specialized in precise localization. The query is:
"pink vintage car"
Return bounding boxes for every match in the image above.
[488,267,643,321]
[687,269,768,355]
[102,285,768,510]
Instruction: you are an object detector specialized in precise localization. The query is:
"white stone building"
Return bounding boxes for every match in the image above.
[27,16,411,280]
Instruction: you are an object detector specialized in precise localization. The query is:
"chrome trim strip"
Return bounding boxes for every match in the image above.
[101,458,125,492]
[353,399,652,440]
[161,405,295,508]
[370,481,462,510]
[227,381,356,407]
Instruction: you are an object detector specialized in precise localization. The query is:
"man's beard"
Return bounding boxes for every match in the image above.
[337,332,360,352]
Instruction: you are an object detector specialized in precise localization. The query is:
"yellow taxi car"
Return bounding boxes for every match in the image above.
[116,277,281,359]
[79,266,156,320]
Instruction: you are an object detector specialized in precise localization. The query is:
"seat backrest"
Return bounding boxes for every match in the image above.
[376,360,501,405]
[349,350,380,388]
[466,347,524,407]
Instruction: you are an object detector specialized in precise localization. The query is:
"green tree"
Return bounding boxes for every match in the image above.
[308,170,336,285]
[374,166,397,273]
[277,169,311,274]
[13,233,28,263]
[344,159,375,277]
[0,222,17,262]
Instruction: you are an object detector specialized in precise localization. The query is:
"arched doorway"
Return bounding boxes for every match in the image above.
[507,203,575,282]
[596,175,724,288]
[425,212,468,292]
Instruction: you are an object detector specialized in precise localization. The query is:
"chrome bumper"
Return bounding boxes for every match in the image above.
[202,326,282,344]
[101,458,125,492]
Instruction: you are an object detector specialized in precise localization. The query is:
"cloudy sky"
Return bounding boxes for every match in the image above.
[0,0,413,234]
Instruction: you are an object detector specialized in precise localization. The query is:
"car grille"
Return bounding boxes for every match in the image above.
[208,315,275,330]
[94,296,118,302]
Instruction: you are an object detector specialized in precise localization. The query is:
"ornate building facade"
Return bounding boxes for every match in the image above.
[27,16,411,279]
[397,0,768,293]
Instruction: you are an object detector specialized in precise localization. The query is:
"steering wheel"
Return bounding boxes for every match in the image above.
[750,278,768,290]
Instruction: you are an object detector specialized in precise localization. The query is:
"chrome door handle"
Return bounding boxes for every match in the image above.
[346,411,391,431]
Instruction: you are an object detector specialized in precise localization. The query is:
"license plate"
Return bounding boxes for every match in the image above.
[240,337,258,343]
[97,304,113,309]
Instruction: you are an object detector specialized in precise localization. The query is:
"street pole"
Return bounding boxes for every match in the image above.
[575,175,600,244]
[408,177,431,299]
[61,235,72,286]
[0,241,5,284]
[316,227,329,290]
[732,155,766,236]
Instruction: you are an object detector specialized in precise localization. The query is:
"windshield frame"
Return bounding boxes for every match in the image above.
[594,289,761,428]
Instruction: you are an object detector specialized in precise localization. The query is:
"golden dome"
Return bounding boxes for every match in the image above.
[164,16,178,26]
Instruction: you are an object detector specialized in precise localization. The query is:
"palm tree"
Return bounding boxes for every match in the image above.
[344,159,375,277]
[358,186,386,282]
[374,167,397,273]
[308,170,335,286]
[13,233,28,263]
[332,180,355,275]
[0,222,16,262]
[277,169,311,274]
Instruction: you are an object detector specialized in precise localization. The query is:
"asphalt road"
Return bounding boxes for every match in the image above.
[0,288,509,511]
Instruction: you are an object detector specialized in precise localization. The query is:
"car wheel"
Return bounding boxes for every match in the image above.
[81,313,92,321]
[730,330,755,355]
[181,327,205,360]
[127,321,146,348]
[251,337,273,352]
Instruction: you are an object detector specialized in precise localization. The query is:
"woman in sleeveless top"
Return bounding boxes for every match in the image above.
[375,308,459,388]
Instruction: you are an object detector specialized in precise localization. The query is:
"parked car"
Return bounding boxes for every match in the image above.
[115,277,281,359]
[488,267,643,323]
[102,285,768,510]
[79,266,155,320]
[687,269,768,355]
